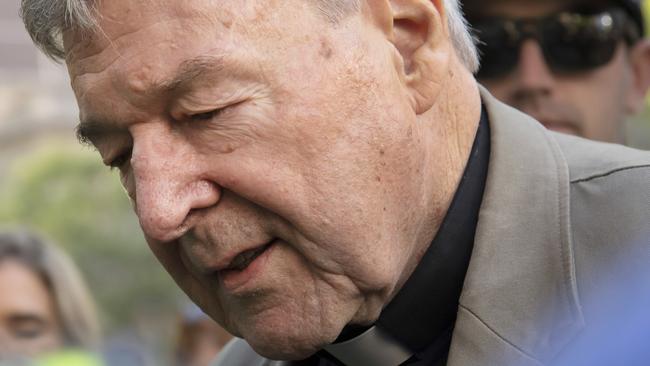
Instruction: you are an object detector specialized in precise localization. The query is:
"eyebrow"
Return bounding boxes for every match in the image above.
[160,54,225,93]
[75,54,226,145]
[76,119,121,146]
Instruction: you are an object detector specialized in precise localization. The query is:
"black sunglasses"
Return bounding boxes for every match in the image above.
[473,8,640,79]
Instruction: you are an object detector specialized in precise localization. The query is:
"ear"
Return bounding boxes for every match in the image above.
[382,0,452,115]
[626,39,650,114]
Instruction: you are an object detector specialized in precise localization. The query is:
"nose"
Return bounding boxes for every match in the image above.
[129,124,221,242]
[511,39,555,103]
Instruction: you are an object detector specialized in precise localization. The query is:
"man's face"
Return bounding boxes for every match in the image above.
[66,0,439,359]
[473,0,638,143]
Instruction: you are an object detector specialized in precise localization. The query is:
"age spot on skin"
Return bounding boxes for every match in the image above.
[319,38,333,59]
[221,17,233,29]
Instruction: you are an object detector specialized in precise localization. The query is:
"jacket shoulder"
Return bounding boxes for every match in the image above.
[554,133,650,304]
[554,132,650,245]
[551,132,650,183]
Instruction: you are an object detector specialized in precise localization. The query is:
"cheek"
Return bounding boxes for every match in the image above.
[34,332,64,354]
[572,52,631,109]
[146,238,226,323]
[3,329,63,356]
[267,98,421,276]
[285,146,421,296]
[560,66,629,132]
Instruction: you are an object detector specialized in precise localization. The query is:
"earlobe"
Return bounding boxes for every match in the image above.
[389,0,451,115]
[626,40,650,114]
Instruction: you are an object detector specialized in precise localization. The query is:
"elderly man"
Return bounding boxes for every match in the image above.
[465,0,650,143]
[20,0,650,365]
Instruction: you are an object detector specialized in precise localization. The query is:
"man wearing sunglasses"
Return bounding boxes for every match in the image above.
[465,0,650,143]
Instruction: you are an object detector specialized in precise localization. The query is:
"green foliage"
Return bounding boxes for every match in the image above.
[645,0,650,37]
[0,141,182,335]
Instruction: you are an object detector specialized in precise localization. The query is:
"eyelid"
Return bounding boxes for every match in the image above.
[90,132,133,169]
[175,97,248,122]
[9,316,47,338]
[188,107,226,122]
[107,148,133,170]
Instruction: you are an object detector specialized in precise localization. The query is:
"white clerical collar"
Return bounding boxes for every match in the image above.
[323,326,412,366]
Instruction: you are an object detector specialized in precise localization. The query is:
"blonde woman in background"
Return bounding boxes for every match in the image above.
[0,230,101,363]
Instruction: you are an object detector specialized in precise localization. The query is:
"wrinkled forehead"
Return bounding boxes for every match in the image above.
[463,0,615,19]
[63,0,326,99]
[64,0,303,68]
[65,1,207,74]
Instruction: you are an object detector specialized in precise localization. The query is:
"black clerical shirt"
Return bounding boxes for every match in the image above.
[297,108,490,366]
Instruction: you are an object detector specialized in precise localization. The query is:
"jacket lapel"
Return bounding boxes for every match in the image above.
[448,89,584,366]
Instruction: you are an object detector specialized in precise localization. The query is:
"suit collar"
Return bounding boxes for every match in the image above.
[449,88,584,365]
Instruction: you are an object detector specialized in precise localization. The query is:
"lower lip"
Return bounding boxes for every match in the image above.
[219,241,276,293]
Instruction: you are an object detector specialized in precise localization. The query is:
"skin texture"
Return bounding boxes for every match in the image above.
[468,0,650,143]
[65,0,480,359]
[0,260,63,358]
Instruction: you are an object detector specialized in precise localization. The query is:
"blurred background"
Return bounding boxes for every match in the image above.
[0,1,649,365]
[0,2,189,365]
[613,0,650,147]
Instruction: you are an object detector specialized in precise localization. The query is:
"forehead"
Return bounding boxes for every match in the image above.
[65,0,316,68]
[64,0,324,111]
[0,260,54,316]
[66,0,237,82]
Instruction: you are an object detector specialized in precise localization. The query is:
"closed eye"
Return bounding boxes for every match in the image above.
[108,148,132,170]
[9,315,48,340]
[189,109,224,122]
[187,100,248,123]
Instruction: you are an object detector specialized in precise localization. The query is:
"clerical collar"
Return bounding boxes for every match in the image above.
[323,106,491,366]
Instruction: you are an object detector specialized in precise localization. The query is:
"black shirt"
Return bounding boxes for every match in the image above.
[299,108,490,366]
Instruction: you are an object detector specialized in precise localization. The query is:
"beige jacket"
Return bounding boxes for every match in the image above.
[214,89,650,366]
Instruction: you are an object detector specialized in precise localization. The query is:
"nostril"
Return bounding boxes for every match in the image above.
[136,180,221,243]
[139,210,188,242]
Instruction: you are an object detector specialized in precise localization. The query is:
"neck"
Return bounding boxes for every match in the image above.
[399,61,482,298]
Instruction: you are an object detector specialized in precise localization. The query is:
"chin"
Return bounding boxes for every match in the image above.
[244,327,332,360]
[238,312,343,361]
[250,338,322,360]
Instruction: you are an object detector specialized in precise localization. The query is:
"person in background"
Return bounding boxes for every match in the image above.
[465,0,650,143]
[174,304,232,366]
[0,230,101,363]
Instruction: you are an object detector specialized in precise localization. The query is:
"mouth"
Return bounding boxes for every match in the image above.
[218,240,277,292]
[225,243,272,271]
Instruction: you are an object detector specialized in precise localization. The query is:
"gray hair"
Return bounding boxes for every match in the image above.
[0,229,101,350]
[20,0,478,71]
[443,0,480,72]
